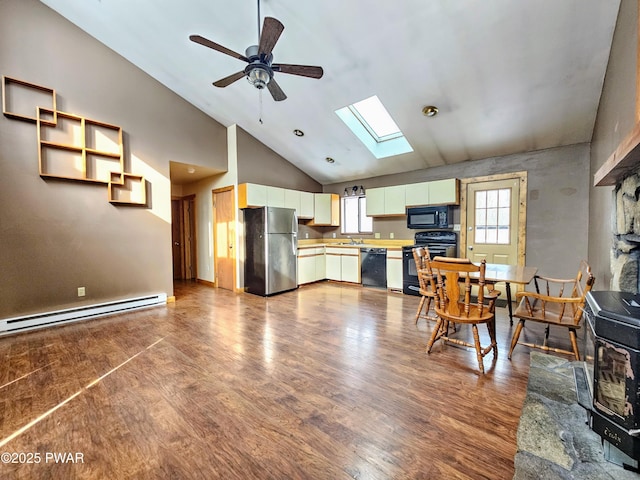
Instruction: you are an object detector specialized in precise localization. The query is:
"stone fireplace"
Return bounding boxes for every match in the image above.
[612,172,640,293]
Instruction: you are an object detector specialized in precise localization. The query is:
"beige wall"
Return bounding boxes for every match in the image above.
[325,143,591,280]
[236,126,321,192]
[0,0,228,319]
[590,0,638,290]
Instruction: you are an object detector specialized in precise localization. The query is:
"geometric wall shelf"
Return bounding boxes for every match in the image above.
[108,172,147,206]
[2,76,57,125]
[1,74,148,207]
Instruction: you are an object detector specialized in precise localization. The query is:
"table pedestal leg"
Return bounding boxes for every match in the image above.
[506,282,513,326]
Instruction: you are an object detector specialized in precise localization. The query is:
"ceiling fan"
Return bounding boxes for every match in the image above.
[189,1,323,102]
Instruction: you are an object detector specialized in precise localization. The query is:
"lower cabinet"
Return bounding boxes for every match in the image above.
[297,247,326,285]
[325,247,360,283]
[386,249,403,291]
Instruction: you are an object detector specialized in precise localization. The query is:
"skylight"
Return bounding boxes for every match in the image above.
[349,96,402,142]
[335,95,412,159]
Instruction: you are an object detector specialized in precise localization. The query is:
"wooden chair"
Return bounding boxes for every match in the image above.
[507,260,595,361]
[426,257,500,374]
[412,247,437,324]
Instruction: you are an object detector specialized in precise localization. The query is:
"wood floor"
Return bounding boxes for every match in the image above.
[0,281,578,479]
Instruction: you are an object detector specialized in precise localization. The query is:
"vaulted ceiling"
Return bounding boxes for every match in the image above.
[40,0,621,185]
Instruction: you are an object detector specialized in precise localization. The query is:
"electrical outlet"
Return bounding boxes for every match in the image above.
[305,233,309,239]
[375,232,380,239]
[453,224,461,231]
[332,233,336,238]
[77,287,86,297]
[390,232,395,239]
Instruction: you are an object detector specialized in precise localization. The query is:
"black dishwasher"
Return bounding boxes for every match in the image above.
[360,248,387,289]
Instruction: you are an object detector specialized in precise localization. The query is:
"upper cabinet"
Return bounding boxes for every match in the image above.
[368,178,459,216]
[366,185,406,216]
[238,183,319,221]
[428,178,459,205]
[239,183,267,208]
[310,193,339,226]
[405,178,459,206]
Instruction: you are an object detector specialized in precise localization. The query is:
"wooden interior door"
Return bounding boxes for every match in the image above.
[171,199,184,280]
[171,196,196,280]
[213,187,235,291]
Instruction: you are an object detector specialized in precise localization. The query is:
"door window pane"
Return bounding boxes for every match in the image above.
[475,188,511,244]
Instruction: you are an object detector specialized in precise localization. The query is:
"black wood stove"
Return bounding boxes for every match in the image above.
[582,291,640,469]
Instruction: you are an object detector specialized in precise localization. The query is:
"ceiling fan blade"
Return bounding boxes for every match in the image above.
[258,17,284,57]
[189,34,249,62]
[213,71,247,88]
[272,64,324,79]
[267,78,287,102]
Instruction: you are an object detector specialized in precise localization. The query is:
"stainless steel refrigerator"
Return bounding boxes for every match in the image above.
[244,206,298,296]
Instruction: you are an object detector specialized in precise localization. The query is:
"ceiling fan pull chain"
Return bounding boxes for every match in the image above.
[259,89,264,124]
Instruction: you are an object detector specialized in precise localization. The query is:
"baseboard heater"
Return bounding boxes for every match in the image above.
[0,293,167,336]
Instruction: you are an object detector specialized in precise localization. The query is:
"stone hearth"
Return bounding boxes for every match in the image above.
[513,352,638,479]
[612,173,640,293]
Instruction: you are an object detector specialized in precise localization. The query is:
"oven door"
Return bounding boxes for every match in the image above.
[402,248,420,296]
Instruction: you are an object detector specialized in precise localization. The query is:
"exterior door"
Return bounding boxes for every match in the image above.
[463,174,526,297]
[213,187,235,291]
[466,178,520,265]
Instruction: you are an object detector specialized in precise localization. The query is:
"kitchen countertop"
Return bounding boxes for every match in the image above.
[297,239,411,250]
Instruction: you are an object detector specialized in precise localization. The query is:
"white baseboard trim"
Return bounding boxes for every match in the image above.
[0,293,167,336]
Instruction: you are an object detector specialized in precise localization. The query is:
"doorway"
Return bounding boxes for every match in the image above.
[171,195,197,280]
[460,172,527,292]
[213,187,236,291]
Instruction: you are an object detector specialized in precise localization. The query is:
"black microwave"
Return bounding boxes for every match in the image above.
[407,206,452,229]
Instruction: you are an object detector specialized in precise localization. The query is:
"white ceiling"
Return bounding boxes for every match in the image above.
[40,0,621,185]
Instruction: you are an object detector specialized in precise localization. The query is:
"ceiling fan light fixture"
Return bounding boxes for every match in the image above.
[247,66,270,89]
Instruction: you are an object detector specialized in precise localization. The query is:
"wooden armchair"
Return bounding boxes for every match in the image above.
[507,260,595,360]
[412,247,437,324]
[426,257,500,374]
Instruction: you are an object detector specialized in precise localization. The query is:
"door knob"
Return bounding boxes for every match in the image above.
[174,242,180,246]
[468,246,473,250]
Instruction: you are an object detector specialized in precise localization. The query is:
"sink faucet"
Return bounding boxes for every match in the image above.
[347,236,354,245]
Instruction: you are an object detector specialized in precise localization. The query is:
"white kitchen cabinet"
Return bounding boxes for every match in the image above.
[404,181,430,207]
[366,185,406,216]
[297,254,315,285]
[365,187,385,216]
[386,249,403,291]
[315,250,326,279]
[284,189,300,212]
[310,193,339,225]
[297,247,326,284]
[385,185,406,214]
[325,251,342,280]
[238,183,267,208]
[299,191,315,219]
[267,186,286,207]
[341,254,360,283]
[428,178,459,205]
[325,247,359,282]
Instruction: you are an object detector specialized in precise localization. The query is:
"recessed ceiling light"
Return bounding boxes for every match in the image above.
[293,129,304,137]
[422,106,439,117]
[325,157,335,163]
